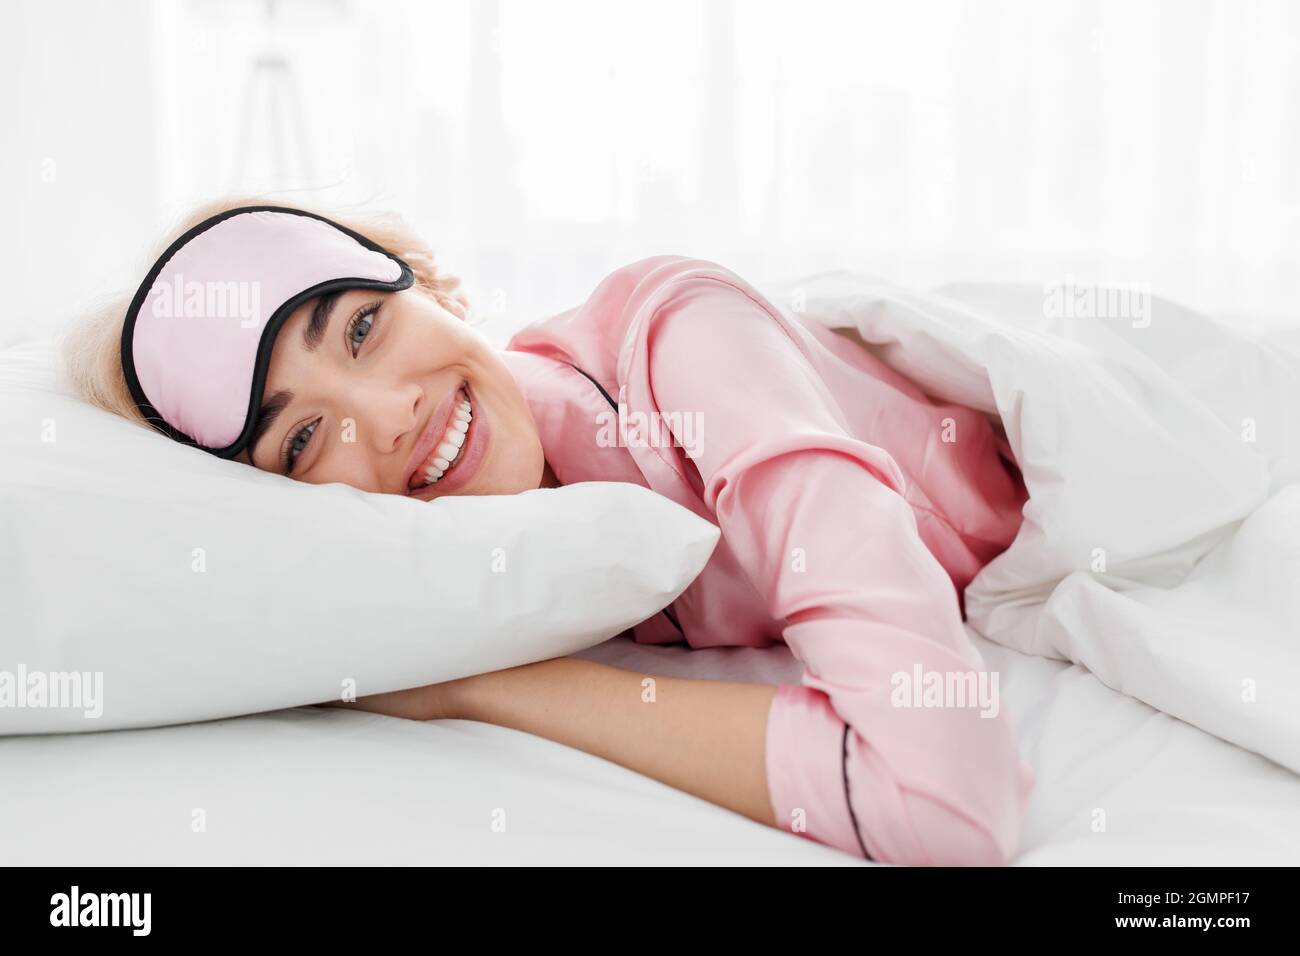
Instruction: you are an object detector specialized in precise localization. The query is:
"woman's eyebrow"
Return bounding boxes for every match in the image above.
[303,290,343,353]
[247,388,295,467]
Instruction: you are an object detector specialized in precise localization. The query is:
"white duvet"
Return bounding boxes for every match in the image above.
[757,275,1300,775]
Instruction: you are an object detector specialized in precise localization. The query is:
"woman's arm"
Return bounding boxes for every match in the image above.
[638,262,1035,865]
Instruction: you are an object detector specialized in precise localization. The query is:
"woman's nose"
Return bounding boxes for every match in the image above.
[351,381,423,454]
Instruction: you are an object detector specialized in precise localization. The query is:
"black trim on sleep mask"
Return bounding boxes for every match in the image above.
[119,205,416,460]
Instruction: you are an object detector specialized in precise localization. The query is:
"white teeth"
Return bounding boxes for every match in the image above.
[413,390,473,489]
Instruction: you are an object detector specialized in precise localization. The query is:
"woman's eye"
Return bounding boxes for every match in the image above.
[347,303,380,356]
[285,419,319,473]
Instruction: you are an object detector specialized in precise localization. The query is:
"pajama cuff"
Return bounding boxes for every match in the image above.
[765,682,872,860]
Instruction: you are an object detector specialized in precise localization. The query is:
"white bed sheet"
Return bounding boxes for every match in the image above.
[3,629,1297,866]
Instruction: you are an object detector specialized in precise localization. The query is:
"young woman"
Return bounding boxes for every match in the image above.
[64,198,1035,866]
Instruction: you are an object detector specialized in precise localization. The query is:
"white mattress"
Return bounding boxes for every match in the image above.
[3,629,1297,865]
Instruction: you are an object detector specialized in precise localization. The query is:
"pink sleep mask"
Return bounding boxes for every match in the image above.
[120,206,414,458]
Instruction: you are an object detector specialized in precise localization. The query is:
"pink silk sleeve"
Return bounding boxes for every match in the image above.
[642,265,1035,865]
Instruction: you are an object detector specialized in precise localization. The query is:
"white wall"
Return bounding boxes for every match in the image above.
[2,0,1297,349]
[0,0,161,348]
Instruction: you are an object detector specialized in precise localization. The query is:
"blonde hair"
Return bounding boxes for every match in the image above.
[60,195,471,428]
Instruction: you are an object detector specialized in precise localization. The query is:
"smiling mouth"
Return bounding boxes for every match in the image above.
[408,386,473,491]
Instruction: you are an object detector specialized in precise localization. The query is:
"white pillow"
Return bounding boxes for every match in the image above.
[0,338,719,733]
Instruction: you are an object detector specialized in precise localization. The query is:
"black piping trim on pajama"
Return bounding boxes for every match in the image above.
[568,362,619,411]
[567,362,685,641]
[843,724,874,861]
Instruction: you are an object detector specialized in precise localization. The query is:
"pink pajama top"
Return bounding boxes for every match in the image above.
[501,256,1035,865]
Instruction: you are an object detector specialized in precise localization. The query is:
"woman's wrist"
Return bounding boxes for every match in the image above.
[443,657,575,724]
[434,673,479,721]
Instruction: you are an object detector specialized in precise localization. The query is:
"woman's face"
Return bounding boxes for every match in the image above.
[236,287,547,499]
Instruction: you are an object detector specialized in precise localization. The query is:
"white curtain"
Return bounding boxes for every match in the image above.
[2,0,1297,346]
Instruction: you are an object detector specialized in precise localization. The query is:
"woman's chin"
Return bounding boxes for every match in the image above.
[487,444,548,494]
